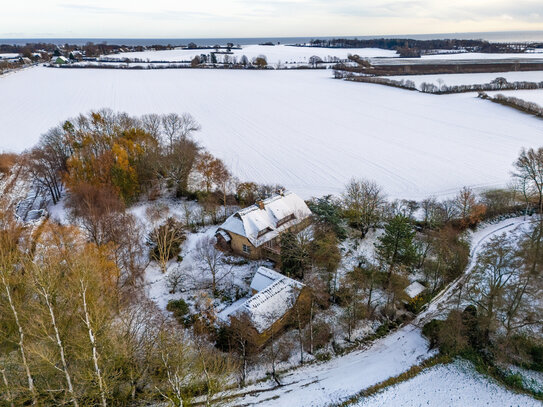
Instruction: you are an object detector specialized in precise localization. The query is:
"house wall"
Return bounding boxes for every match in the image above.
[229,233,261,260]
[220,217,312,261]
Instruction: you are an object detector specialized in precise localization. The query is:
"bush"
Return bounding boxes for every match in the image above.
[406,294,426,314]
[315,352,332,362]
[166,299,189,320]
[422,319,443,349]
[504,373,524,388]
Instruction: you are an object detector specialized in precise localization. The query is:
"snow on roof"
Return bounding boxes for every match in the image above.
[250,266,283,292]
[236,272,304,333]
[218,191,311,247]
[405,281,426,299]
[217,229,231,242]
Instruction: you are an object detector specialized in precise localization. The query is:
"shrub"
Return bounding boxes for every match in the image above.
[504,373,524,388]
[315,352,332,362]
[166,299,189,320]
[406,294,426,314]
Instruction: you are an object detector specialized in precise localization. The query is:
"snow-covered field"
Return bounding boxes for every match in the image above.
[104,44,397,65]
[2,66,543,200]
[372,52,543,65]
[0,53,20,60]
[419,52,543,60]
[387,71,543,89]
[354,360,542,407]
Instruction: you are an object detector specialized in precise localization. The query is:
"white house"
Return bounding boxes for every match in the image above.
[216,190,312,259]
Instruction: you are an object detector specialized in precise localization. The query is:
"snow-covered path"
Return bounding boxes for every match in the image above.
[230,216,538,406]
[232,325,433,406]
[416,215,536,325]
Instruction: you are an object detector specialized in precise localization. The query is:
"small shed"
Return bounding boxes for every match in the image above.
[405,281,426,299]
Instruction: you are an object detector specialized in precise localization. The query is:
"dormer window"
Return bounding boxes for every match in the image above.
[257,227,272,238]
[276,213,295,227]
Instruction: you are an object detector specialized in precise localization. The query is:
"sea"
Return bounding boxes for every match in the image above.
[2,31,543,47]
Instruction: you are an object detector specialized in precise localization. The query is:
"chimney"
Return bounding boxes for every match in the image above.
[257,200,265,210]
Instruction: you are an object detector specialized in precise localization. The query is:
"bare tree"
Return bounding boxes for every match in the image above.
[195,236,223,296]
[454,186,485,228]
[342,178,385,235]
[141,113,162,139]
[513,147,543,213]
[31,263,79,407]
[467,234,517,339]
[162,113,201,151]
[148,218,185,273]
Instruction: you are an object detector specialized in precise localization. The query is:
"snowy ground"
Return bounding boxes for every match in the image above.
[418,52,543,60]
[230,325,435,407]
[387,71,543,89]
[104,44,397,65]
[2,67,543,200]
[372,52,543,65]
[354,360,542,407]
[127,199,265,312]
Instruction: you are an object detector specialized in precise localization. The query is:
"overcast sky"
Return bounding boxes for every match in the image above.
[2,0,543,38]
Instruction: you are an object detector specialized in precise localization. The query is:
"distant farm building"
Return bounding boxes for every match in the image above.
[223,266,309,346]
[215,191,312,260]
[52,56,69,64]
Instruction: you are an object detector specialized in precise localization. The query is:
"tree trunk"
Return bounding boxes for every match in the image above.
[309,299,314,355]
[1,366,14,407]
[42,289,79,407]
[1,273,36,404]
[80,281,107,407]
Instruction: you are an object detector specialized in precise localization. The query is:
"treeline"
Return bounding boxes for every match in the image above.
[306,38,534,55]
[0,211,235,405]
[479,92,543,119]
[339,73,543,95]
[0,42,178,58]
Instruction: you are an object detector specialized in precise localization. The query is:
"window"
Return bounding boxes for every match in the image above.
[242,244,251,254]
[257,227,271,238]
[276,213,296,227]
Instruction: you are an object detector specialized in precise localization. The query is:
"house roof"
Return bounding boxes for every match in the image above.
[218,191,311,247]
[405,281,426,299]
[235,266,304,333]
[250,266,283,292]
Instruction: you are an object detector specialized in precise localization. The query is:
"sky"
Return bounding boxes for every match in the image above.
[2,0,543,38]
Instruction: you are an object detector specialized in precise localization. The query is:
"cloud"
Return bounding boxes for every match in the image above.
[1,0,543,38]
[59,3,217,20]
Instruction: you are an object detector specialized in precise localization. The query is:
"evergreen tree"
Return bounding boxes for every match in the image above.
[376,215,418,277]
